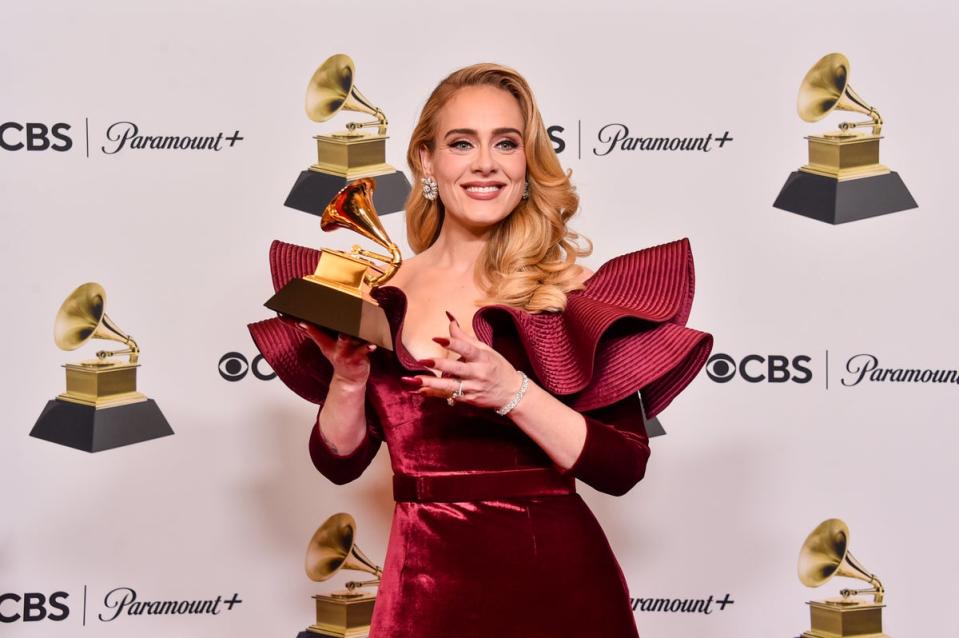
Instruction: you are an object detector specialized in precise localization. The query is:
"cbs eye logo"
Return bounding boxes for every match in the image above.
[218,352,276,382]
[706,353,813,384]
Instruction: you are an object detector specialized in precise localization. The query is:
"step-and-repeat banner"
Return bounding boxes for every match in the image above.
[3,1,957,636]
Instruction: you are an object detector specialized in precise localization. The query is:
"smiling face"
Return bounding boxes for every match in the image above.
[420,85,527,233]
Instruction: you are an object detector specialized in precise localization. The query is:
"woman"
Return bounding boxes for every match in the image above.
[250,63,712,637]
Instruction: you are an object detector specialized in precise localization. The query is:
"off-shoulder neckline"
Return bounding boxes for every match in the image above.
[375,276,592,374]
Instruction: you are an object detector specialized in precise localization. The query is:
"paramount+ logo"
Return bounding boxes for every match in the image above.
[706,353,813,384]
[2,587,242,626]
[2,119,243,156]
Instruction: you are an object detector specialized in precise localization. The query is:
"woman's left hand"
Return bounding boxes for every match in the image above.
[400,311,524,410]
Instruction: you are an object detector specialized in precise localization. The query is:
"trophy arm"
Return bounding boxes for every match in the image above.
[836,83,883,135]
[840,579,884,604]
[361,242,403,287]
[94,324,140,364]
[345,578,382,591]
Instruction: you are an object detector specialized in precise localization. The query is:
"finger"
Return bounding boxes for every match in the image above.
[415,376,471,400]
[444,335,483,362]
[427,357,472,379]
[299,322,337,351]
[417,374,468,394]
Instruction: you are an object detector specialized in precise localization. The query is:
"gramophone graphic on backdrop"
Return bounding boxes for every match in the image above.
[297,512,383,638]
[285,53,412,217]
[797,518,891,638]
[773,52,917,224]
[30,283,172,452]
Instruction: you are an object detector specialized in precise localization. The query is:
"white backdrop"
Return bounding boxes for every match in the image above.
[3,1,958,636]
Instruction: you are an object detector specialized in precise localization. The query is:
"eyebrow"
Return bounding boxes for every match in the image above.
[443,127,523,139]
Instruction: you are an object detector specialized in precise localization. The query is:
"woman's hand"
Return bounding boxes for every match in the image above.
[289,319,377,387]
[400,311,523,410]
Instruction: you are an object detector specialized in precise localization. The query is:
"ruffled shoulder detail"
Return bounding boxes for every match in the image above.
[248,240,335,405]
[472,238,713,415]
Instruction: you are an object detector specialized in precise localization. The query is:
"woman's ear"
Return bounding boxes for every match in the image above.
[419,144,433,177]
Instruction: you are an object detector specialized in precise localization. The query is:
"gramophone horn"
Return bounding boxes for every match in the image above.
[797,53,883,135]
[306,54,387,134]
[54,282,139,363]
[320,178,401,286]
[306,512,383,583]
[798,518,885,603]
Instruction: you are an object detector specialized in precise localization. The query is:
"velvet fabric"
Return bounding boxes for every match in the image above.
[249,237,713,637]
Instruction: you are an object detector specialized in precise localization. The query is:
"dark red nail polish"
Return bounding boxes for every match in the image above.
[445,310,458,324]
[432,337,450,347]
[400,376,423,388]
[417,358,436,368]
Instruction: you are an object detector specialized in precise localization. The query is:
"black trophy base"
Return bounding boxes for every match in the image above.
[285,170,411,217]
[773,170,917,225]
[30,398,173,453]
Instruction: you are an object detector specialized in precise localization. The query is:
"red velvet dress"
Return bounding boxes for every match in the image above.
[249,238,712,637]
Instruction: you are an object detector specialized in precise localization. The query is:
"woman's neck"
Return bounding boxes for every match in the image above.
[418,215,491,275]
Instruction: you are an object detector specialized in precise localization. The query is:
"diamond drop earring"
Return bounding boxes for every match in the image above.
[422,176,438,201]
[522,180,530,200]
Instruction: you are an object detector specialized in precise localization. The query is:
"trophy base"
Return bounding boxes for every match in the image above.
[773,170,917,225]
[30,398,173,453]
[285,170,411,218]
[801,600,889,638]
[300,591,376,638]
[265,277,394,351]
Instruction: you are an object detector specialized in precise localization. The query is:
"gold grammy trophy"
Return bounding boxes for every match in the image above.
[298,513,383,638]
[773,52,916,224]
[265,177,399,350]
[30,283,172,452]
[797,519,890,638]
[285,53,411,217]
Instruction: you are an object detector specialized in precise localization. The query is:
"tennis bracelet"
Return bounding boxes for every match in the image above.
[496,371,529,416]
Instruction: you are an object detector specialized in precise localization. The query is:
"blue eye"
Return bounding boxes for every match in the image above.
[496,139,519,151]
[449,140,473,151]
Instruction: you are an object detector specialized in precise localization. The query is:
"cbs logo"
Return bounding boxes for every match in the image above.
[0,592,69,623]
[706,353,813,384]
[547,125,566,154]
[0,122,72,151]
[218,352,276,382]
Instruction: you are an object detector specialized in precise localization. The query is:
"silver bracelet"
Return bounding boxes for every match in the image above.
[496,371,529,416]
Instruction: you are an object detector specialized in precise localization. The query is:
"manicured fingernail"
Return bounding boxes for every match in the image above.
[400,376,423,388]
[417,358,435,368]
[445,310,458,324]
[432,337,450,347]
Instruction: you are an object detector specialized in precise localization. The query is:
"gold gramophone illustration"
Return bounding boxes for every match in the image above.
[797,519,890,638]
[773,52,916,224]
[30,282,172,452]
[285,53,411,217]
[266,177,399,350]
[299,512,382,638]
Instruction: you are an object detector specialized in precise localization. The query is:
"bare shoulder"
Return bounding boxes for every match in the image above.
[573,263,594,285]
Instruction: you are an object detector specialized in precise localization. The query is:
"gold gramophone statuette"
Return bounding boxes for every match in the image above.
[773,52,916,224]
[285,53,412,218]
[797,518,890,638]
[30,283,172,452]
[303,512,383,638]
[307,53,395,180]
[266,177,400,350]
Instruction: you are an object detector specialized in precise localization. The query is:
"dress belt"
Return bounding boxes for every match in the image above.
[392,467,576,503]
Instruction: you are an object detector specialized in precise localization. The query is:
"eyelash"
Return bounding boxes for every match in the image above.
[448,139,520,151]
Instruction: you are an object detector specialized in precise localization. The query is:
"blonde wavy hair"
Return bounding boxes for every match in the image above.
[405,63,593,313]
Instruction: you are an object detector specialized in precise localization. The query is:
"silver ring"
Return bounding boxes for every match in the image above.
[447,379,464,406]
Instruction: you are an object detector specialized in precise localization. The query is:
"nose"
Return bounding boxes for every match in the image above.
[471,142,495,174]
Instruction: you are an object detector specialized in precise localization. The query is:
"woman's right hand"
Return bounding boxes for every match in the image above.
[292,320,377,387]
